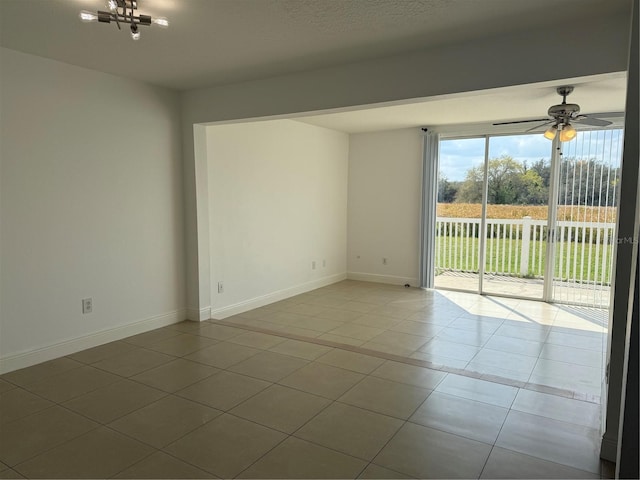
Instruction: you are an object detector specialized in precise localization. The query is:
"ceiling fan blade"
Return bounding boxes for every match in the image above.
[574,116,613,127]
[525,121,554,132]
[493,118,550,126]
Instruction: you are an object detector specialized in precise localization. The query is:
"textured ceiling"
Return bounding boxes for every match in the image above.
[0,0,632,91]
[294,74,628,133]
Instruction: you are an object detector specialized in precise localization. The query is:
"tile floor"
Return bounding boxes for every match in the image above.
[0,281,611,478]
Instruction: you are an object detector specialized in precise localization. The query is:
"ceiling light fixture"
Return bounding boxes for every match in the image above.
[79,0,168,41]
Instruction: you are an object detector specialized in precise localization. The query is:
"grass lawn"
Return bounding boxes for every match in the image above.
[435,235,613,284]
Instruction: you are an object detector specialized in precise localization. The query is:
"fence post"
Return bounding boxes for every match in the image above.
[520,216,532,276]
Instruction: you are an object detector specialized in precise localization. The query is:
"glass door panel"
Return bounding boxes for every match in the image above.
[434,137,486,292]
[481,134,552,299]
[551,128,623,307]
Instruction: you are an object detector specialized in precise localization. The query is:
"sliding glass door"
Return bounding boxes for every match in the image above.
[433,127,623,307]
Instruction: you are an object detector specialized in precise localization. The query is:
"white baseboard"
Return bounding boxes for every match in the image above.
[186,307,211,322]
[0,309,187,374]
[210,273,347,319]
[347,271,418,286]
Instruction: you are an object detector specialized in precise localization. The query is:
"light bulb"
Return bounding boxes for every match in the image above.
[543,125,557,140]
[152,17,169,27]
[559,124,577,142]
[79,10,98,22]
[107,0,117,11]
[130,24,141,40]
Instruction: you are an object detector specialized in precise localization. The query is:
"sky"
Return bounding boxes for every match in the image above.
[439,130,623,182]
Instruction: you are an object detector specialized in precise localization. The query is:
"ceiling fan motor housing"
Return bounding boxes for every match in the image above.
[548,103,580,121]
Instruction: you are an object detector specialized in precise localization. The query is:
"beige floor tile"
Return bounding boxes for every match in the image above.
[131,358,219,392]
[184,341,261,369]
[15,426,153,479]
[279,362,364,399]
[465,364,533,384]
[539,343,602,367]
[262,311,311,325]
[338,376,430,419]
[198,323,246,341]
[417,339,481,361]
[496,410,601,473]
[92,348,174,378]
[0,380,15,395]
[0,388,53,425]
[373,422,492,479]
[315,309,364,322]
[357,463,410,479]
[410,351,470,369]
[368,331,430,351]
[67,341,136,364]
[26,365,121,403]
[289,316,346,333]
[495,323,551,342]
[0,406,97,466]
[371,361,446,389]
[113,451,213,479]
[435,326,494,347]
[295,402,403,461]
[230,384,330,433]
[0,468,23,479]
[410,391,508,444]
[372,305,416,319]
[238,436,367,479]
[123,327,182,347]
[227,331,287,349]
[341,301,378,313]
[484,335,544,357]
[282,303,331,316]
[480,446,599,479]
[328,323,386,341]
[177,370,271,410]
[511,389,601,428]
[532,358,602,383]
[228,351,309,382]
[359,341,417,357]
[269,339,333,360]
[316,349,385,374]
[389,320,444,337]
[62,379,166,423]
[109,395,221,448]
[470,348,539,372]
[435,373,518,408]
[266,323,324,338]
[165,413,286,478]
[351,314,402,330]
[317,333,366,346]
[1,357,82,388]
[146,333,217,356]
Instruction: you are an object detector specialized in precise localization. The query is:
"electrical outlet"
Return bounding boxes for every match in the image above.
[218,281,224,293]
[383,258,388,265]
[312,261,316,270]
[82,298,92,314]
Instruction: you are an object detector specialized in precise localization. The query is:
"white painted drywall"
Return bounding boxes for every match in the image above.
[347,128,423,285]
[206,120,348,317]
[0,48,185,369]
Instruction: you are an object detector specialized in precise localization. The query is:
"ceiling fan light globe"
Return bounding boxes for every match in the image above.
[543,126,557,140]
[559,124,577,142]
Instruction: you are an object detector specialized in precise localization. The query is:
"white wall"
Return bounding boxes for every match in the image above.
[0,48,185,372]
[206,120,348,317]
[347,129,423,285]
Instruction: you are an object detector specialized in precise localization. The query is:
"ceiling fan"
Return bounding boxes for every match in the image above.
[493,86,613,142]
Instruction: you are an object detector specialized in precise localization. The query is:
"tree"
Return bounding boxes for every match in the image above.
[437,175,459,203]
